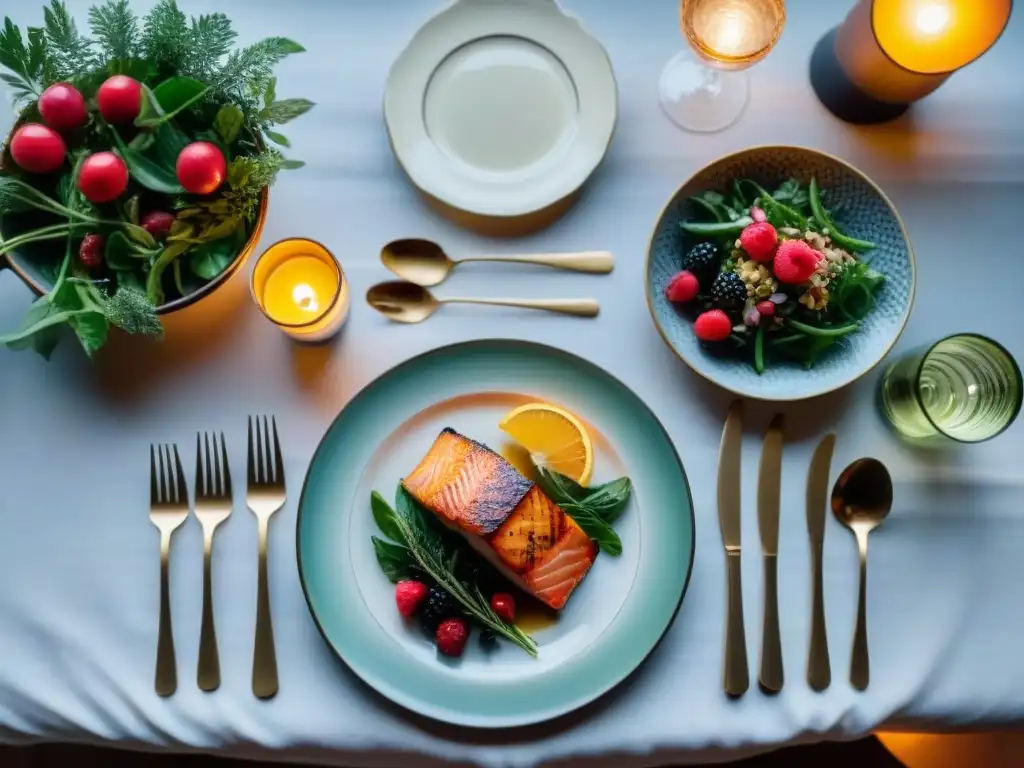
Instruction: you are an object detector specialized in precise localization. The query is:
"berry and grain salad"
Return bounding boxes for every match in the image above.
[664,176,886,374]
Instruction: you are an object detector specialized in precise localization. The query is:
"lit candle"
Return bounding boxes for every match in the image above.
[251,238,350,343]
[810,0,1011,124]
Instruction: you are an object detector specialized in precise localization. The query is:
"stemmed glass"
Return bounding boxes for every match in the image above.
[659,0,786,133]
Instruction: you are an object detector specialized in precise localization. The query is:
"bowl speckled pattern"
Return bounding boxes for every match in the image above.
[646,146,915,401]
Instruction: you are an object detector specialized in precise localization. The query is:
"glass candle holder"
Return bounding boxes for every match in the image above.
[878,334,1022,446]
[659,0,786,133]
[810,0,1012,124]
[251,238,350,343]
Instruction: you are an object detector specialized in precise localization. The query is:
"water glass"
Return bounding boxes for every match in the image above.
[879,334,1022,446]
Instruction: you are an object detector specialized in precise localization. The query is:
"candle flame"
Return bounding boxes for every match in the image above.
[914,1,951,35]
[292,283,320,313]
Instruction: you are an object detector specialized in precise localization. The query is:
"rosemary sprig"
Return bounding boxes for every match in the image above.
[370,488,538,658]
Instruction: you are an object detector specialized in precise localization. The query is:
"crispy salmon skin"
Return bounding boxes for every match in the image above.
[402,428,532,535]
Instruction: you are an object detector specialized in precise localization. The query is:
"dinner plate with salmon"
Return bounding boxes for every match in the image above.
[297,340,694,727]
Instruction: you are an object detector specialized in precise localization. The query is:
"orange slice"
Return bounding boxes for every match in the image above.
[498,403,593,486]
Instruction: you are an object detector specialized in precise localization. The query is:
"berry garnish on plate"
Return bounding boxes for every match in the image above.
[395,580,429,618]
[774,241,821,285]
[739,222,778,262]
[418,585,463,636]
[710,272,747,311]
[436,618,470,657]
[694,309,733,342]
[490,593,516,623]
[665,270,700,303]
[681,242,720,286]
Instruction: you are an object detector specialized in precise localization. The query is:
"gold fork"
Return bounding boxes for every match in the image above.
[247,415,286,699]
[149,443,189,697]
[195,432,233,692]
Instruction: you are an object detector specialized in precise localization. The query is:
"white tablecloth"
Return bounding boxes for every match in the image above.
[2,1,1024,766]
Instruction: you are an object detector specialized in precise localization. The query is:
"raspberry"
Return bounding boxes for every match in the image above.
[490,593,516,623]
[664,270,700,303]
[435,618,469,657]
[78,233,105,270]
[740,222,778,262]
[756,300,776,317]
[141,211,175,241]
[774,241,821,284]
[694,309,733,342]
[395,580,429,618]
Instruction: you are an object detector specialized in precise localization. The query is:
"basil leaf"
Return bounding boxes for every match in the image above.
[155,123,190,171]
[151,76,207,114]
[188,235,237,280]
[581,477,632,523]
[214,104,244,145]
[371,536,415,583]
[265,130,290,147]
[118,143,184,194]
[68,310,109,357]
[561,503,623,556]
[371,491,407,544]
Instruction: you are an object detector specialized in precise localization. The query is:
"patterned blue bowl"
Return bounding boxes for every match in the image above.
[646,146,916,401]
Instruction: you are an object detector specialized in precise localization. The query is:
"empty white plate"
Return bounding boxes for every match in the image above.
[385,0,618,226]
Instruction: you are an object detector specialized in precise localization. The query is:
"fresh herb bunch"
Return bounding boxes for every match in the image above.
[676,175,886,374]
[370,486,539,658]
[0,0,314,359]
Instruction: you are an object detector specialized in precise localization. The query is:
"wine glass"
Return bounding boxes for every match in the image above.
[659,0,785,133]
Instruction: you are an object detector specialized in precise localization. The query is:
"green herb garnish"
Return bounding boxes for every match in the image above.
[370,486,538,658]
[533,467,632,556]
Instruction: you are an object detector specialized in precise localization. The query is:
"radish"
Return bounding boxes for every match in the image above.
[97,75,142,124]
[141,211,175,240]
[78,152,129,203]
[10,124,66,174]
[39,83,88,132]
[176,142,227,195]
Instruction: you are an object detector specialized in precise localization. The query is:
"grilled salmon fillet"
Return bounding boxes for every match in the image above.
[490,486,597,610]
[403,429,597,611]
[402,428,533,535]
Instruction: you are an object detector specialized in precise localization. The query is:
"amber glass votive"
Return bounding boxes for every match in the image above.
[251,238,350,343]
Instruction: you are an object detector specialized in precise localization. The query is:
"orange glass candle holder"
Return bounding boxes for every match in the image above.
[810,0,1013,124]
[251,238,350,343]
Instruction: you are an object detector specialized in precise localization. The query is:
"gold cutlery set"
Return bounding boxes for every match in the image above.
[366,238,613,322]
[148,417,286,699]
[717,401,890,696]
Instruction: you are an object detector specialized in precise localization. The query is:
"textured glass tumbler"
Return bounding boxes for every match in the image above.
[879,334,1022,446]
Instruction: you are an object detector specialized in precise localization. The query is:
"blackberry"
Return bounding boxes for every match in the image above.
[418,585,463,637]
[681,242,720,285]
[710,272,747,310]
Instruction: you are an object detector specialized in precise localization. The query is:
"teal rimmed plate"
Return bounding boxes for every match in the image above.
[297,340,694,728]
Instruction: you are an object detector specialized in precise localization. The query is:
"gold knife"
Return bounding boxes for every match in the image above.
[806,433,836,691]
[718,400,748,696]
[757,415,785,693]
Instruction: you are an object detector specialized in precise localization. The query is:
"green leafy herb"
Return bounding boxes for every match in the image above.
[43,1,98,83]
[88,0,138,61]
[213,103,244,144]
[0,19,46,104]
[533,467,631,556]
[370,487,538,657]
[371,537,416,583]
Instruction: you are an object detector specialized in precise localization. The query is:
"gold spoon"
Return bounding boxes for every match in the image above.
[830,458,893,692]
[381,238,614,287]
[366,281,599,323]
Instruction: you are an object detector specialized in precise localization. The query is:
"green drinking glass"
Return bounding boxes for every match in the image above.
[879,334,1022,446]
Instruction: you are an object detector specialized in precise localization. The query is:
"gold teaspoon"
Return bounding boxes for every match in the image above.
[830,458,893,691]
[381,238,614,287]
[366,281,599,323]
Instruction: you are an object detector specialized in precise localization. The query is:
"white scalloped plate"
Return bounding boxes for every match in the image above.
[384,0,617,221]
